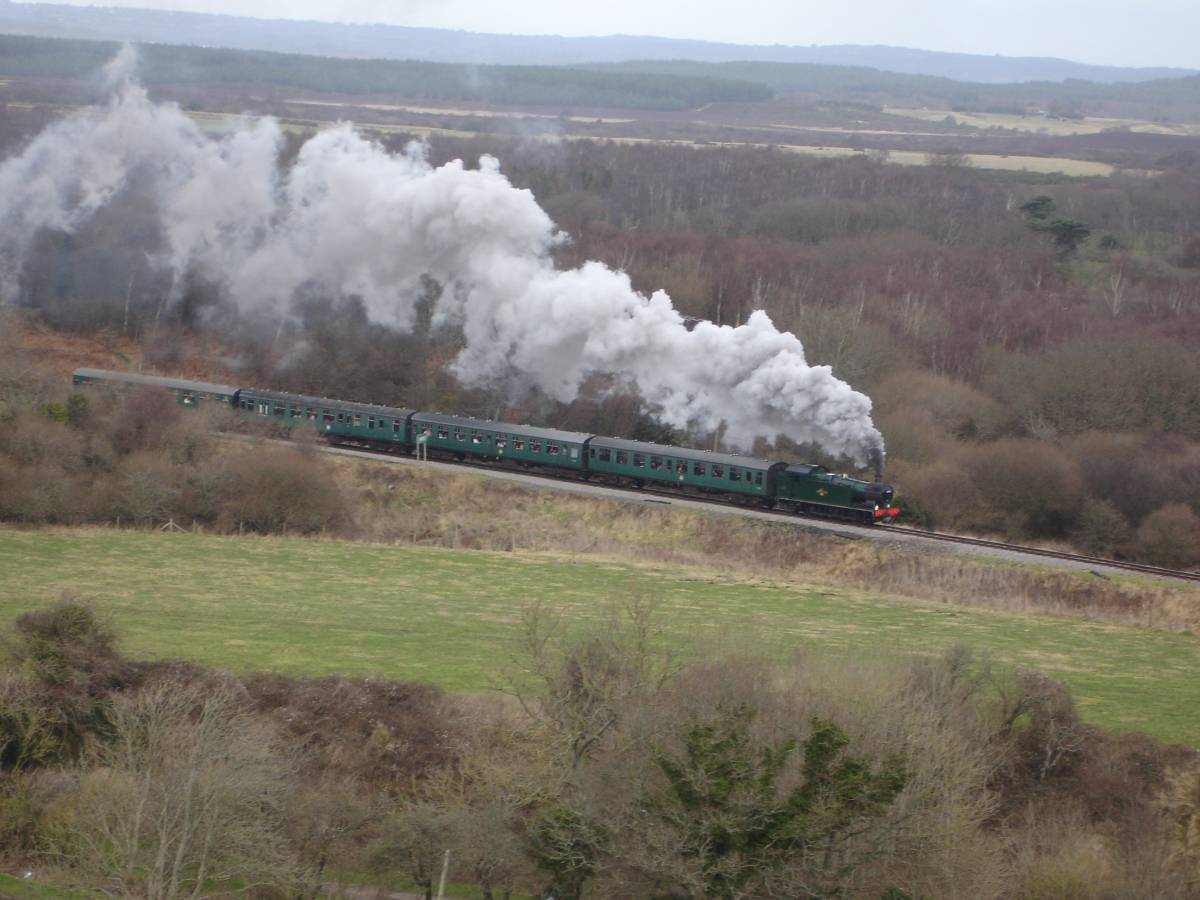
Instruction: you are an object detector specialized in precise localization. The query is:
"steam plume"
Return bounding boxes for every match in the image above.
[0,49,885,463]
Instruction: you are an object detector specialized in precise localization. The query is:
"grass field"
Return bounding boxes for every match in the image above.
[182,109,1123,177]
[884,106,1200,137]
[592,135,1118,176]
[1,527,1198,745]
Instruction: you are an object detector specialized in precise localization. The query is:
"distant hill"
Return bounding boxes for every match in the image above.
[0,0,1193,85]
[583,60,1200,110]
[0,33,773,111]
[3,32,1198,117]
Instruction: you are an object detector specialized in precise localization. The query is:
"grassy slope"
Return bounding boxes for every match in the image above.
[1,527,1197,744]
[0,873,86,899]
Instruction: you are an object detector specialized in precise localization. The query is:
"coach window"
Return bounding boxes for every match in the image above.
[472,433,483,444]
[353,414,362,427]
[570,447,578,459]
[712,464,724,478]
[693,462,706,476]
[437,427,450,439]
[258,403,269,415]
[548,443,560,455]
[182,391,195,405]
[274,405,286,417]
[633,453,645,468]
[730,468,742,482]
[454,430,465,441]
[513,439,525,450]
[531,441,542,453]
[291,405,301,418]
[496,438,507,449]
[616,451,628,465]
[598,448,610,462]
[650,456,661,470]
[755,472,763,486]
[307,408,317,421]
[393,421,401,434]
[367,416,376,429]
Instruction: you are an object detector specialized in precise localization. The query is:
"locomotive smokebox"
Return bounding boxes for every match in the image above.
[867,446,885,483]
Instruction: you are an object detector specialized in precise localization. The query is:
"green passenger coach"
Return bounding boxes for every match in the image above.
[235,388,415,448]
[410,413,591,470]
[586,436,784,499]
[72,368,236,407]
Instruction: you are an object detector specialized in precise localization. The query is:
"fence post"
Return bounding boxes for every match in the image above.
[436,849,450,899]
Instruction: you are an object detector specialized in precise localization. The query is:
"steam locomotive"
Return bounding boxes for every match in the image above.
[73,367,901,525]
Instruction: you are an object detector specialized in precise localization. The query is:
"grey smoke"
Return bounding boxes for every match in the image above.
[0,49,885,463]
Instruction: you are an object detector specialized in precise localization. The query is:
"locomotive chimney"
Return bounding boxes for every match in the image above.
[867,446,885,483]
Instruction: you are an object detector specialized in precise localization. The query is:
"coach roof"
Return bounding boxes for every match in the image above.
[588,435,777,471]
[412,412,592,445]
[74,368,236,396]
[238,387,414,419]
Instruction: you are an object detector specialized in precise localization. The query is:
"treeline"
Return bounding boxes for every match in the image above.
[2,599,1197,897]
[0,33,773,110]
[584,59,1200,114]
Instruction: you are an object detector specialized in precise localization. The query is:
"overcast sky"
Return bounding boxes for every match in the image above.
[35,0,1200,69]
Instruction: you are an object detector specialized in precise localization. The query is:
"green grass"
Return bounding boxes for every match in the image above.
[0,873,88,899]
[1,527,1198,745]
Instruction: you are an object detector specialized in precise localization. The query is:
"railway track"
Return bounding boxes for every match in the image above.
[306,437,1200,585]
[884,527,1200,583]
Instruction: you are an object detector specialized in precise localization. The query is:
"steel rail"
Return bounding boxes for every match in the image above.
[305,436,1200,585]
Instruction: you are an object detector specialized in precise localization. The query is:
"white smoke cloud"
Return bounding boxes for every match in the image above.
[0,49,884,462]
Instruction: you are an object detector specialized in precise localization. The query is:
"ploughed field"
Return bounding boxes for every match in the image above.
[1,527,1197,745]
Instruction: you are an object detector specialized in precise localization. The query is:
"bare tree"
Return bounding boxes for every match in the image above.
[0,672,58,771]
[369,800,455,900]
[60,678,296,899]
[507,596,678,768]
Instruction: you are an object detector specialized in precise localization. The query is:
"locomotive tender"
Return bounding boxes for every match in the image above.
[73,368,901,524]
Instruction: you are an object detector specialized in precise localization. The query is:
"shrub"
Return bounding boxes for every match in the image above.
[889,459,985,532]
[958,438,1084,538]
[1,598,128,766]
[874,369,1008,443]
[111,453,179,526]
[110,388,180,455]
[1073,499,1131,557]
[244,674,463,788]
[1,413,84,471]
[1134,504,1200,569]
[223,446,349,534]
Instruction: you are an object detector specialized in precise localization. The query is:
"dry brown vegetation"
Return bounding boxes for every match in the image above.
[343,460,1200,634]
[1,600,1198,898]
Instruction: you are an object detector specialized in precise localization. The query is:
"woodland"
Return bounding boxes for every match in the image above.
[4,101,1199,565]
